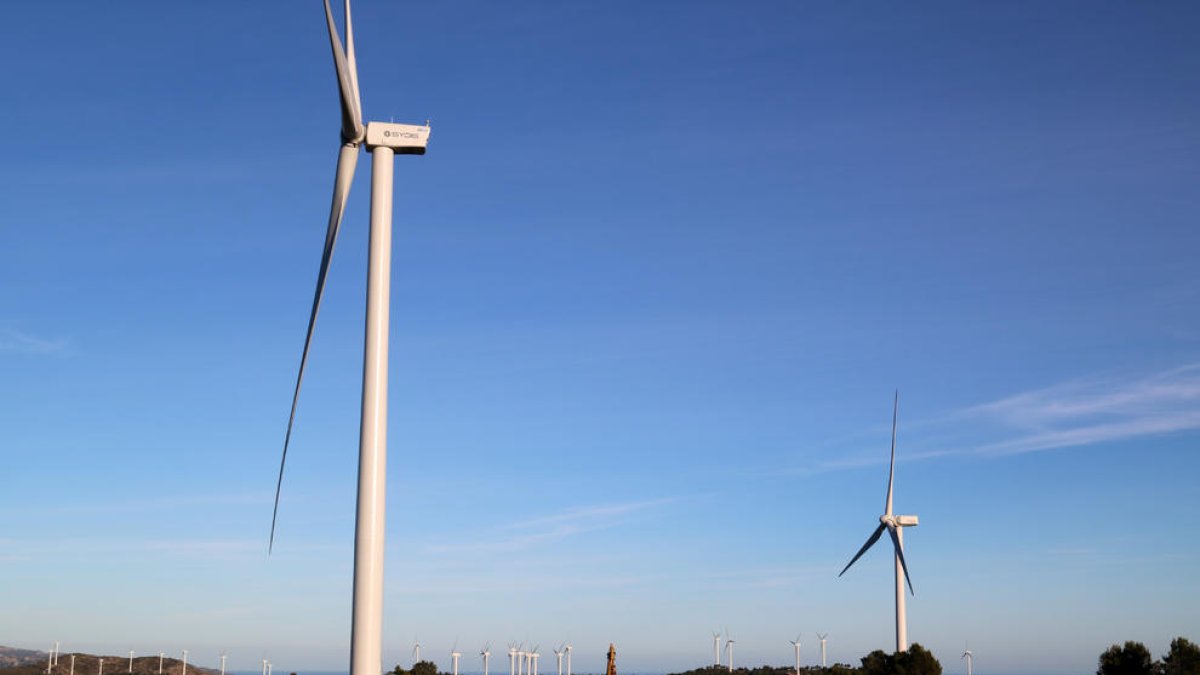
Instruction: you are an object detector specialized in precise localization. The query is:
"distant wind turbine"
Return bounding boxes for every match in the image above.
[262,659,268,675]
[838,391,920,652]
[129,651,135,673]
[725,636,735,673]
[508,644,517,675]
[789,637,802,675]
[480,645,491,675]
[69,655,75,675]
[553,647,564,675]
[267,662,273,675]
[816,635,828,668]
[99,659,104,675]
[413,642,422,666]
[530,646,540,675]
[962,649,973,675]
[220,655,227,675]
[564,645,572,675]
[181,651,187,675]
[712,633,722,667]
[452,643,461,675]
[158,654,163,675]
[267,6,431,675]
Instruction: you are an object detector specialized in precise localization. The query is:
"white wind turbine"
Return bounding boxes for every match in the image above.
[129,651,135,673]
[789,637,801,675]
[553,646,564,675]
[816,634,828,668]
[712,633,722,667]
[69,655,75,675]
[725,636,735,673]
[517,645,526,675]
[480,644,491,675]
[262,659,269,675]
[564,645,572,675]
[530,646,540,675]
[507,644,517,675]
[451,643,461,675]
[838,392,919,652]
[268,4,431,675]
[220,655,227,675]
[412,642,422,666]
[158,654,163,675]
[181,651,188,675]
[962,648,973,675]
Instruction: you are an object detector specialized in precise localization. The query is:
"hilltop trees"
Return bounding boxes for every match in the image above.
[859,644,941,675]
[1098,642,1154,675]
[1162,638,1200,675]
[1097,638,1200,675]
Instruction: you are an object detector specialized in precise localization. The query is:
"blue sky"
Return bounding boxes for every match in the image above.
[2,2,1199,674]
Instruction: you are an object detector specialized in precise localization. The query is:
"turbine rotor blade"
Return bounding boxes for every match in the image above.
[324,0,364,143]
[885,390,898,516]
[269,142,360,553]
[886,523,915,595]
[342,0,362,115]
[838,522,886,576]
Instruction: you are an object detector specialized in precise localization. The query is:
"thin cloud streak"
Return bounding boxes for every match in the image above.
[0,328,69,355]
[424,497,677,554]
[805,364,1200,473]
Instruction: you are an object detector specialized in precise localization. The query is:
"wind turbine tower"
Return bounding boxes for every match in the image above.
[962,649,973,675]
[220,655,227,675]
[413,643,422,667]
[712,633,722,667]
[789,637,801,675]
[268,5,431,675]
[158,654,164,675]
[553,647,564,675]
[99,659,104,675]
[181,651,188,675]
[452,647,461,675]
[480,645,491,675]
[69,656,75,675]
[817,635,828,668]
[262,659,269,675]
[129,651,135,673]
[508,645,517,675]
[530,647,540,675]
[725,637,735,673]
[838,392,919,652]
[564,645,572,675]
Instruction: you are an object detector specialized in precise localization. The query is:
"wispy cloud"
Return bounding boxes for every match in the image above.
[963,364,1200,456]
[424,497,677,554]
[806,364,1200,473]
[0,328,69,355]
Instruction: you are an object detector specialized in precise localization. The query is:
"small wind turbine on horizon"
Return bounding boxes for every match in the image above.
[838,391,920,653]
[158,653,164,675]
[564,645,572,675]
[962,647,974,675]
[451,643,462,675]
[69,655,75,675]
[725,635,735,673]
[220,655,227,675]
[412,642,422,666]
[480,644,491,675]
[789,636,802,675]
[507,644,517,675]
[712,633,721,667]
[816,634,828,668]
[181,651,188,675]
[129,651,135,673]
[268,5,431,675]
[530,646,540,675]
[553,646,565,675]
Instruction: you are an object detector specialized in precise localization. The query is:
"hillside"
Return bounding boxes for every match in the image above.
[0,650,217,675]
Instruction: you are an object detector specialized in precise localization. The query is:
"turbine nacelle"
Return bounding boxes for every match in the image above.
[365,121,431,154]
[880,514,919,527]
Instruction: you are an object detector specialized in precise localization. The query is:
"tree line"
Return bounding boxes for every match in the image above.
[1098,637,1200,675]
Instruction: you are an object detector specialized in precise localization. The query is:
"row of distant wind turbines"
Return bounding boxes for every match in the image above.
[42,646,238,675]
[409,641,570,675]
[711,632,830,673]
[270,2,934,675]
